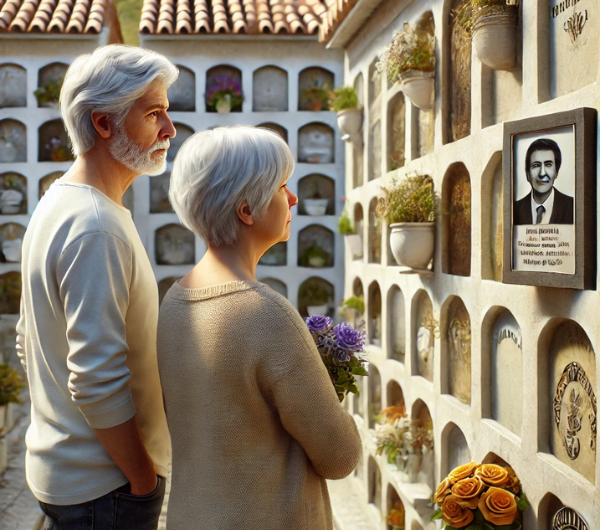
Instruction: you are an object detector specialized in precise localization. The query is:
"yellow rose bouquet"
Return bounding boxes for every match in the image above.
[431,462,529,530]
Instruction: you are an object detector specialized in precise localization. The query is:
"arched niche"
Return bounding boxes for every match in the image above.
[0,120,26,163]
[368,198,381,263]
[259,242,287,266]
[354,203,364,259]
[38,119,73,162]
[442,296,471,404]
[442,422,470,476]
[415,105,435,159]
[205,65,242,112]
[353,277,364,297]
[368,281,382,347]
[442,162,471,276]
[0,271,21,314]
[298,123,334,164]
[368,456,382,511]
[352,73,365,189]
[168,65,195,112]
[386,485,405,530]
[0,173,27,215]
[155,224,195,265]
[297,276,334,318]
[158,276,180,305]
[260,277,287,298]
[257,122,288,143]
[368,58,382,106]
[483,307,522,436]
[411,523,424,530]
[0,223,25,263]
[481,152,503,281]
[540,319,596,483]
[388,92,405,171]
[297,174,334,216]
[150,172,173,213]
[412,290,434,381]
[368,363,382,429]
[388,285,406,362]
[168,123,194,162]
[0,64,26,108]
[537,492,566,530]
[123,186,134,215]
[253,66,288,112]
[39,171,64,199]
[297,224,334,268]
[446,0,471,143]
[369,119,382,181]
[298,67,334,111]
[411,399,435,487]
[36,62,68,108]
[387,380,405,412]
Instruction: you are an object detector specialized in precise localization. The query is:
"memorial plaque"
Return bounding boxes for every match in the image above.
[552,507,589,530]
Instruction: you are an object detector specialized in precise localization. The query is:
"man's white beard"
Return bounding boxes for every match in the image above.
[108,127,170,176]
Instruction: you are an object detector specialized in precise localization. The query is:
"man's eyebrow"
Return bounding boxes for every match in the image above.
[143,104,169,112]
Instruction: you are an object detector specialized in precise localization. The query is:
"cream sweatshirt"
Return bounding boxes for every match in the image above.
[16,182,170,505]
[157,280,362,530]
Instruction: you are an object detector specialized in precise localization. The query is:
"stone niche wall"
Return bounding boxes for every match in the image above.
[298,123,334,164]
[411,399,435,488]
[387,485,405,529]
[442,162,471,276]
[353,203,364,259]
[205,65,242,112]
[368,59,382,181]
[0,271,21,314]
[388,92,406,171]
[0,173,27,215]
[352,73,365,189]
[412,289,435,382]
[259,242,287,266]
[39,119,73,162]
[540,320,596,484]
[168,123,194,162]
[368,198,381,264]
[442,296,471,404]
[37,63,68,108]
[297,174,335,216]
[368,281,382,347]
[0,223,25,263]
[415,106,435,159]
[39,171,64,200]
[253,66,288,112]
[388,285,406,363]
[481,152,503,281]
[297,276,334,318]
[0,64,26,108]
[368,363,382,429]
[368,456,382,512]
[257,122,287,143]
[259,277,287,298]
[298,67,334,111]
[150,172,173,214]
[0,120,26,163]
[168,65,195,112]
[158,276,180,305]
[155,224,195,265]
[443,422,470,475]
[387,379,405,410]
[297,225,334,268]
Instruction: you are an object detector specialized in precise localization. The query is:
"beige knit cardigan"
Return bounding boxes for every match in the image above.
[157,281,362,530]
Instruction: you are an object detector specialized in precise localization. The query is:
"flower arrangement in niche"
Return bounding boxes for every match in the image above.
[205,75,243,113]
[301,82,331,111]
[386,500,405,530]
[305,316,368,402]
[432,462,529,529]
[376,175,437,224]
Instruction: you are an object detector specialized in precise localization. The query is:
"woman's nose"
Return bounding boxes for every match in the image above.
[287,188,298,207]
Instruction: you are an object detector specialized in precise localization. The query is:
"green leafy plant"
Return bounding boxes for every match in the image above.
[453,0,509,34]
[34,78,63,107]
[305,244,329,262]
[338,208,357,235]
[0,363,25,407]
[302,84,331,110]
[341,295,365,315]
[376,18,436,85]
[328,86,359,111]
[376,175,437,224]
[302,281,330,306]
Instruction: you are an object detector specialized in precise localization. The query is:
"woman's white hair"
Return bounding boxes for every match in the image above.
[60,44,179,156]
[170,126,295,247]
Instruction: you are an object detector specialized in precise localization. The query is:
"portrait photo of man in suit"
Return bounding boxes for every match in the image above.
[513,137,574,225]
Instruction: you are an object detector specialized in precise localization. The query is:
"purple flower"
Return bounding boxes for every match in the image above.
[333,348,351,363]
[305,315,333,334]
[333,322,365,352]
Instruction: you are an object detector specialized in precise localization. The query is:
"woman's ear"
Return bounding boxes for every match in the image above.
[237,200,255,226]
[91,111,112,140]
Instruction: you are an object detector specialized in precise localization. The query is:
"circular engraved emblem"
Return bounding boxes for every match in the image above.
[552,507,589,530]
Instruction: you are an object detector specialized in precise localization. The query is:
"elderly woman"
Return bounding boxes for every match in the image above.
[157,126,362,529]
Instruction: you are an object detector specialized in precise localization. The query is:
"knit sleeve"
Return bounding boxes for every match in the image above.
[259,295,362,480]
[56,231,136,429]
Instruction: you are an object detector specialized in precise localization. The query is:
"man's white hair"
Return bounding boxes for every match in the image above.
[170,126,295,247]
[60,44,179,156]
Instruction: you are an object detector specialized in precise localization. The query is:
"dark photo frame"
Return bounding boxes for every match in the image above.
[503,108,597,290]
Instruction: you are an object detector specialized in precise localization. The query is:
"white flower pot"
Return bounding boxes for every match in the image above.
[344,234,363,260]
[308,256,327,268]
[2,239,21,263]
[337,108,363,148]
[303,198,329,216]
[399,70,435,111]
[0,189,23,214]
[390,222,435,270]
[216,94,231,114]
[307,304,328,317]
[472,5,519,71]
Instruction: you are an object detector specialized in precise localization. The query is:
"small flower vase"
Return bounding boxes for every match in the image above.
[395,453,408,473]
[216,94,232,114]
[310,100,323,111]
[407,453,422,483]
[2,238,22,262]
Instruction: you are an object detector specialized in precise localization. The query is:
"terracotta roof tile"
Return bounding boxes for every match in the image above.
[0,0,120,35]
[317,0,355,43]
[139,0,327,35]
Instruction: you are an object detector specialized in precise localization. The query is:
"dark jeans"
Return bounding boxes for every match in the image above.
[40,476,166,530]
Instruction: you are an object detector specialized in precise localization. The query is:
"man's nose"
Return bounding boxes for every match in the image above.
[161,112,176,140]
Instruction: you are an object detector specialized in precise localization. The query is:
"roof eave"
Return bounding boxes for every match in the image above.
[139,32,320,43]
[323,0,386,49]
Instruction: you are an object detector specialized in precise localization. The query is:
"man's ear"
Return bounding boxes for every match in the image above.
[91,111,112,140]
[237,200,255,226]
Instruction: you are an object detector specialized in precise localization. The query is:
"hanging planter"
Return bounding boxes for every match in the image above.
[399,70,435,111]
[472,5,518,70]
[329,86,363,149]
[344,234,363,260]
[215,94,231,115]
[390,222,435,270]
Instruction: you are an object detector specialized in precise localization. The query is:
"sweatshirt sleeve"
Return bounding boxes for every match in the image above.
[261,297,362,480]
[56,231,136,429]
[16,296,27,373]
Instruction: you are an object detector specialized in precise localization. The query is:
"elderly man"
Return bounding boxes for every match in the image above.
[16,45,177,529]
[513,137,574,225]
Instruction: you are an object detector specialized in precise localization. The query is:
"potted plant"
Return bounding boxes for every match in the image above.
[454,0,518,70]
[0,174,24,214]
[304,282,330,316]
[303,181,329,216]
[338,207,363,259]
[302,244,329,268]
[205,75,244,114]
[376,19,436,110]
[0,363,24,436]
[376,175,437,271]
[34,77,63,108]
[432,462,529,530]
[386,501,405,530]
[301,83,330,111]
[329,86,363,148]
